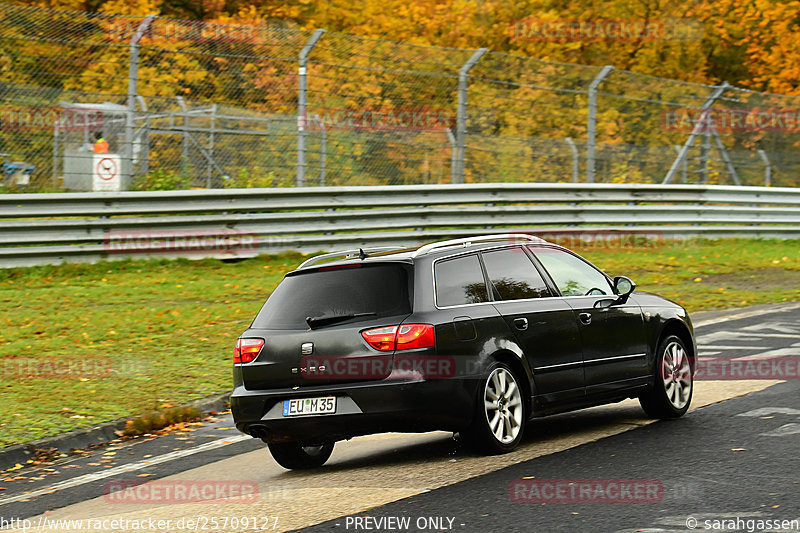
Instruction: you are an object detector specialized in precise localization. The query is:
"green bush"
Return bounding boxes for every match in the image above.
[222,167,282,188]
[132,169,192,191]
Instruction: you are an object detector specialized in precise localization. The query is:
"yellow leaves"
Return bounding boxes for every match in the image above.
[98,0,162,17]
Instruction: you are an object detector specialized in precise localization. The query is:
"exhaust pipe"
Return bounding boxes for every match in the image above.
[247,424,270,439]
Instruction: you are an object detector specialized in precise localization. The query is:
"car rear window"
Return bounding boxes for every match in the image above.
[251,263,412,329]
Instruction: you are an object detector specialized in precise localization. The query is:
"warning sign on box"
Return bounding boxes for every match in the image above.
[92,153,122,191]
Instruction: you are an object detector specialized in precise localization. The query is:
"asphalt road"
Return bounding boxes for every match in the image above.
[302,379,800,533]
[1,302,798,532]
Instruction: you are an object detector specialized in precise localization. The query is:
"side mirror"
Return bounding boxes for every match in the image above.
[613,276,636,302]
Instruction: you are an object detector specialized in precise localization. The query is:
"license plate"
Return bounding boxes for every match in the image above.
[282,396,336,417]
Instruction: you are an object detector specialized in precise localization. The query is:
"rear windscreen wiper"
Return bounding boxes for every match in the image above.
[306,312,376,329]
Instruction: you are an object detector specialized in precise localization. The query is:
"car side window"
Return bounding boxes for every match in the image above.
[481,248,551,300]
[434,254,489,307]
[529,247,613,297]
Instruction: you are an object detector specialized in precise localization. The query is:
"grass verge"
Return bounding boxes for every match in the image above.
[1,239,798,447]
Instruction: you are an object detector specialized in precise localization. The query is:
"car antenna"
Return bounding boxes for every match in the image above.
[358,248,367,260]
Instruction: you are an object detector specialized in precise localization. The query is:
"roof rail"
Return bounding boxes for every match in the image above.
[298,246,405,269]
[412,233,546,258]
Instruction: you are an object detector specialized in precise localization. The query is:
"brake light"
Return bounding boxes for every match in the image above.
[361,326,397,351]
[396,324,436,349]
[319,264,362,271]
[361,324,435,351]
[233,338,264,364]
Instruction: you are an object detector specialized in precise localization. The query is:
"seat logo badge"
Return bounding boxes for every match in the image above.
[301,342,313,355]
[291,365,326,375]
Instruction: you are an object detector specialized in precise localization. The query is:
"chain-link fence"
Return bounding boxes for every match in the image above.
[1,2,799,191]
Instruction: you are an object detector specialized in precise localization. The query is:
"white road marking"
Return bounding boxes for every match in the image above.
[740,323,800,334]
[730,347,800,360]
[698,331,800,342]
[761,423,800,437]
[736,407,800,417]
[697,345,771,350]
[693,302,800,328]
[0,434,250,507]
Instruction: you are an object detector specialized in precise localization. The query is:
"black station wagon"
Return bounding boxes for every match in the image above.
[231,234,696,469]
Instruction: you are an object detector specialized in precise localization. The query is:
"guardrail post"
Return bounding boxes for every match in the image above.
[565,137,578,182]
[454,48,488,184]
[663,82,729,184]
[297,29,326,188]
[126,15,156,189]
[586,65,614,183]
[757,149,772,187]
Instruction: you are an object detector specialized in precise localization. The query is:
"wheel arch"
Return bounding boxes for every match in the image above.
[489,349,534,417]
[658,319,696,367]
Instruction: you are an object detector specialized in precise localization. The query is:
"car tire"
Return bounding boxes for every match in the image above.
[639,334,693,419]
[460,361,527,455]
[267,441,335,470]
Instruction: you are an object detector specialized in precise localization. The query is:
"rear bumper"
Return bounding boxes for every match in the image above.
[231,376,476,443]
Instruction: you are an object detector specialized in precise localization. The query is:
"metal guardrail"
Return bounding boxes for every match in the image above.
[2,183,800,268]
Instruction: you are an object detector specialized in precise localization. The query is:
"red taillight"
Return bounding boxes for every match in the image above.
[396,324,436,349]
[233,338,264,364]
[361,326,398,351]
[361,324,435,352]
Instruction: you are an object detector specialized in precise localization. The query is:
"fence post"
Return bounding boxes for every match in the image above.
[312,114,327,186]
[52,124,59,187]
[297,29,326,188]
[176,96,189,173]
[564,137,578,182]
[454,48,488,184]
[445,128,457,183]
[207,103,216,188]
[586,65,614,183]
[126,15,156,189]
[663,82,729,184]
[136,95,149,178]
[672,145,687,183]
[757,149,772,186]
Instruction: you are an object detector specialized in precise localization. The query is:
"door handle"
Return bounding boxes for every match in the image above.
[513,317,528,330]
[579,312,592,325]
